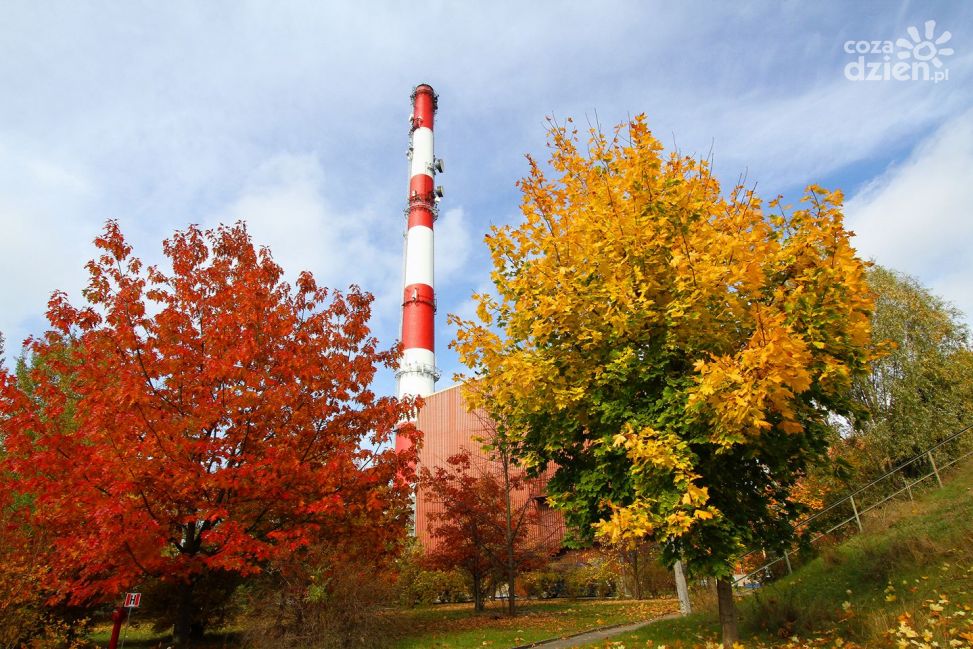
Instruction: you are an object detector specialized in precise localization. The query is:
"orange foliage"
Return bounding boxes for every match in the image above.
[0,222,418,618]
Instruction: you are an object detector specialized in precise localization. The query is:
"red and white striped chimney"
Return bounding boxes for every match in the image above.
[396,84,442,420]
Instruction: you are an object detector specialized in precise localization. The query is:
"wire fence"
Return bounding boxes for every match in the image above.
[732,423,973,590]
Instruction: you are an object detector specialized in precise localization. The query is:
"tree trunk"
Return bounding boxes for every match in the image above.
[674,560,691,615]
[501,450,517,617]
[507,555,516,617]
[473,573,484,612]
[716,578,738,648]
[173,577,197,647]
[631,549,643,600]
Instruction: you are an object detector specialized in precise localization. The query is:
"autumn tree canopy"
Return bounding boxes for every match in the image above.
[451,116,876,645]
[0,221,418,645]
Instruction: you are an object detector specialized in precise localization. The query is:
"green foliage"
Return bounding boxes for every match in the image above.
[396,539,471,606]
[520,554,619,600]
[520,569,564,599]
[406,570,471,606]
[521,547,675,601]
[562,562,617,599]
[851,266,973,467]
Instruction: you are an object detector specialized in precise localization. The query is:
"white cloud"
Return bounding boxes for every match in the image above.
[0,146,99,358]
[704,77,962,189]
[211,153,406,335]
[435,207,472,280]
[846,109,973,322]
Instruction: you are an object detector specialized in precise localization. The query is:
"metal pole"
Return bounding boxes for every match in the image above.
[927,450,943,488]
[119,606,132,649]
[783,551,793,575]
[849,494,863,532]
[905,478,914,501]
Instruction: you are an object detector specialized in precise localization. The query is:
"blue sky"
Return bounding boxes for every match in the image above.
[1,1,971,398]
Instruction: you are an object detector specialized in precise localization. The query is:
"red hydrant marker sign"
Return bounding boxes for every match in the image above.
[124,592,141,608]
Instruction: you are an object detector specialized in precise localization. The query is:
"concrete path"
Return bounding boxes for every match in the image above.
[511,613,680,649]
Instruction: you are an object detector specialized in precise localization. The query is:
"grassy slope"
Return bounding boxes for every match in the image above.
[581,458,973,648]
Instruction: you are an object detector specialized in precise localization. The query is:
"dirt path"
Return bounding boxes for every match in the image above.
[511,612,680,649]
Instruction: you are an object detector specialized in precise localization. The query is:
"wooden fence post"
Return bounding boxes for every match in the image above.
[849,494,863,532]
[928,451,944,488]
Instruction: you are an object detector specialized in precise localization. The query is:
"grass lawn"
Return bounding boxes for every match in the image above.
[88,598,677,648]
[578,457,973,648]
[389,597,678,648]
[88,624,242,648]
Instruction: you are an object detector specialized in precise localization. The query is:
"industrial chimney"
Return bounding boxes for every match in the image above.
[396,84,442,430]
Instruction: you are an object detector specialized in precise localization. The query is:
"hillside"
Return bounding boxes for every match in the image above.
[585,457,973,648]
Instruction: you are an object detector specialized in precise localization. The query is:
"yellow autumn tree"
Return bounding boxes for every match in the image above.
[450,116,876,647]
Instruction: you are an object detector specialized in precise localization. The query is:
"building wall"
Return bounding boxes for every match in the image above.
[414,384,565,550]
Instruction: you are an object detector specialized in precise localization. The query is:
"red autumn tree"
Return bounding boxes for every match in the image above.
[0,221,419,646]
[420,449,549,612]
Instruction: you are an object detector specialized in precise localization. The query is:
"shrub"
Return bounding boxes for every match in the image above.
[544,552,619,599]
[242,561,400,649]
[393,538,472,607]
[406,569,470,606]
[0,610,93,649]
[520,570,563,599]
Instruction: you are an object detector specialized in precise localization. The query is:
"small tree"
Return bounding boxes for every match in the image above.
[0,221,419,646]
[452,117,875,646]
[421,449,546,612]
[470,411,558,616]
